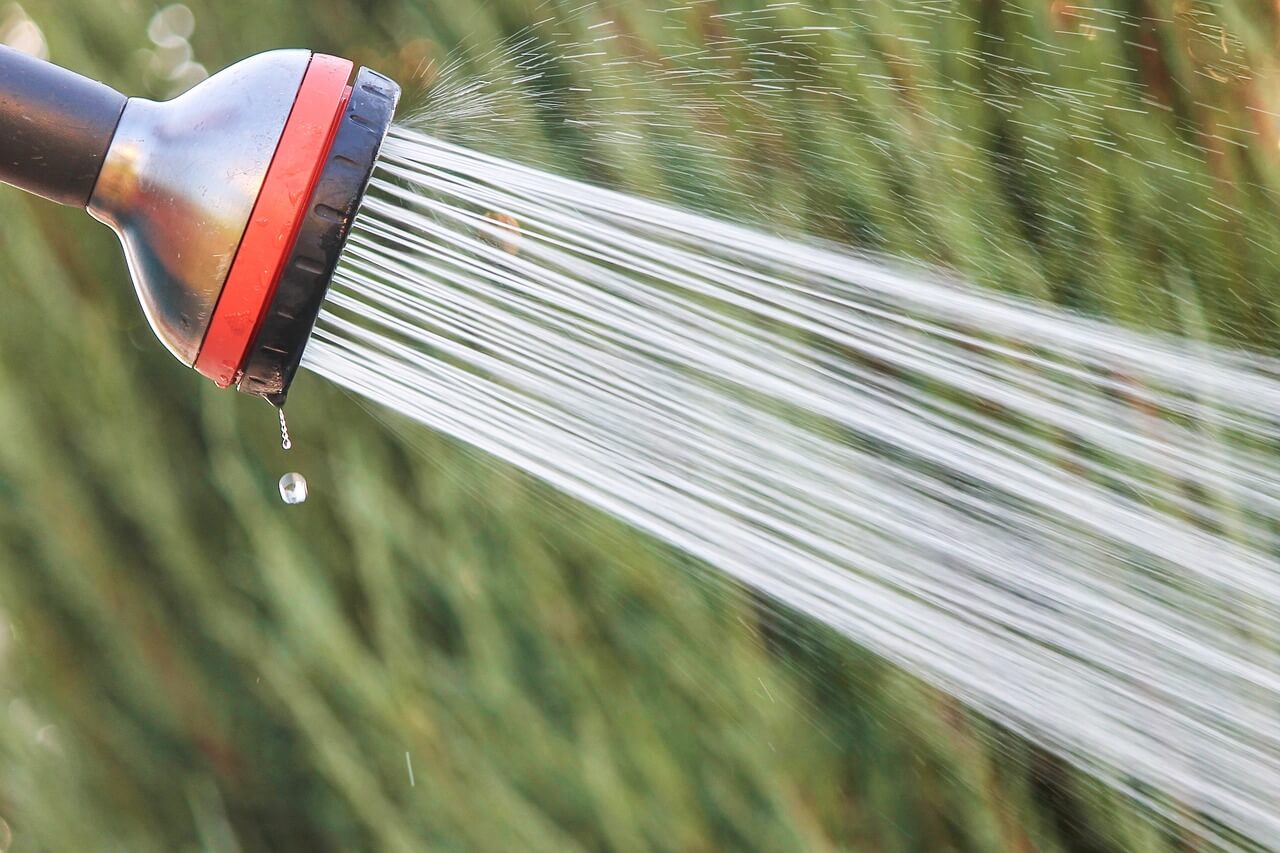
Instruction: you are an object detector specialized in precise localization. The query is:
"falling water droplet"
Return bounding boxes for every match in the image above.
[279,472,308,505]
[277,406,292,450]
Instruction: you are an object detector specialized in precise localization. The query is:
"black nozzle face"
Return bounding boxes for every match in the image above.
[0,46,126,207]
[237,67,400,406]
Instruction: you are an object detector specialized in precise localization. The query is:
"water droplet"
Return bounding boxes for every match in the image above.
[277,407,292,450]
[0,815,12,852]
[279,472,308,505]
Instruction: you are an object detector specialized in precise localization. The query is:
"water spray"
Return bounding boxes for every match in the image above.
[0,46,399,404]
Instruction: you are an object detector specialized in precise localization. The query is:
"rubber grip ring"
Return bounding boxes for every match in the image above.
[237,66,400,405]
[193,53,353,387]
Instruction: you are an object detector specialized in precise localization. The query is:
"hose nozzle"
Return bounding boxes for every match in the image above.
[0,46,400,404]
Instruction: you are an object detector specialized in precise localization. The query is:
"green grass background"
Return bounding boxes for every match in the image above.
[0,0,1276,849]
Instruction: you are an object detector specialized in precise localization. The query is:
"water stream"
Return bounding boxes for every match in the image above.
[304,126,1280,847]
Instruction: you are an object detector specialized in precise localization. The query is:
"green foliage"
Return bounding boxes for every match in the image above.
[0,0,1271,849]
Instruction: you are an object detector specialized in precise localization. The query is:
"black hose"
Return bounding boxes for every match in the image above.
[0,46,126,207]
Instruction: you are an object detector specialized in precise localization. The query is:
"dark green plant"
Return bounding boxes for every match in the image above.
[0,0,1271,849]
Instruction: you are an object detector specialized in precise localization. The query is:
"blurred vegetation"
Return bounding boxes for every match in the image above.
[0,0,1275,849]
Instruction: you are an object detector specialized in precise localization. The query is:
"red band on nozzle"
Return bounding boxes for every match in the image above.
[194,53,353,387]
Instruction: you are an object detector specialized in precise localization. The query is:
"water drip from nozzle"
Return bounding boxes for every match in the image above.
[277,406,292,451]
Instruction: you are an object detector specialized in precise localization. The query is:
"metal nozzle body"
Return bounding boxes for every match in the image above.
[0,48,398,402]
[87,50,311,365]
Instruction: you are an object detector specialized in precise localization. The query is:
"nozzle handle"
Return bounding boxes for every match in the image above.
[0,46,126,207]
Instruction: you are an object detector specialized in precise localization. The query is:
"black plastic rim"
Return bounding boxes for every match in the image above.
[237,66,400,405]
